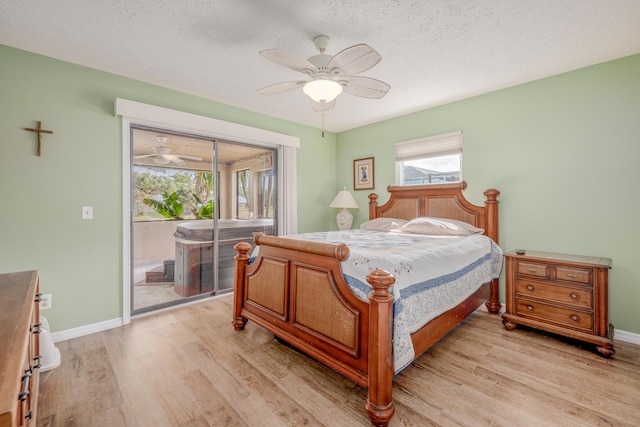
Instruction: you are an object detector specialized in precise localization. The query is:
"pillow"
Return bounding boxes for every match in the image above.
[400,217,484,236]
[359,217,408,232]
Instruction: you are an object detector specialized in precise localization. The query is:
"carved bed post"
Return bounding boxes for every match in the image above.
[365,269,396,427]
[368,193,379,219]
[232,241,252,330]
[483,188,501,314]
[483,188,500,244]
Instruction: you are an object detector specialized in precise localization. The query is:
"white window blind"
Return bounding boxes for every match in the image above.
[395,130,462,161]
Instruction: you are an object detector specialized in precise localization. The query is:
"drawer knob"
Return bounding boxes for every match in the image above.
[570,314,581,322]
[567,273,577,278]
[527,268,537,273]
[526,305,534,312]
[526,284,535,292]
[569,292,580,301]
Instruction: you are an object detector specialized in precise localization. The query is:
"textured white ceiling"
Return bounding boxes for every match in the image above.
[1,1,639,132]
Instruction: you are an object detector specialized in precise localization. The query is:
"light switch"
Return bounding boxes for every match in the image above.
[82,206,93,220]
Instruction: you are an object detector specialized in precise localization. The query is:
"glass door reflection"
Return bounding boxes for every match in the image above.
[131,129,277,314]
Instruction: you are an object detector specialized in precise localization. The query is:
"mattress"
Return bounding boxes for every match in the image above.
[280,230,504,372]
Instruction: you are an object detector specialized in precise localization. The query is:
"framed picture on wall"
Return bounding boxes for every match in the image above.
[353,157,374,190]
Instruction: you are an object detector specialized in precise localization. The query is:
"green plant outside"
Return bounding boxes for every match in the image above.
[142,191,184,220]
[135,167,214,221]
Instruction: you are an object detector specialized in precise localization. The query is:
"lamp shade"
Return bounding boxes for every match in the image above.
[329,187,359,209]
[303,78,343,103]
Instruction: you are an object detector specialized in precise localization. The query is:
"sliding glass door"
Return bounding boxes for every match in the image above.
[130,127,277,314]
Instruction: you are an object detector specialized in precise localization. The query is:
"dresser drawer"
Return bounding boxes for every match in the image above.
[516,261,549,279]
[552,266,592,285]
[515,298,593,332]
[515,279,593,309]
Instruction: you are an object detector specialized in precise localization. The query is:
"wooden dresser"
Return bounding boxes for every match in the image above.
[502,250,614,356]
[0,271,41,427]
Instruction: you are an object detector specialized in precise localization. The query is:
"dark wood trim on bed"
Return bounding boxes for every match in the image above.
[233,181,500,426]
[368,181,499,244]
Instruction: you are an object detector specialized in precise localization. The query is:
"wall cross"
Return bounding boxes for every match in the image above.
[24,121,53,156]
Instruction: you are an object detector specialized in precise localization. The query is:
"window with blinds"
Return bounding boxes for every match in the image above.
[395,131,462,185]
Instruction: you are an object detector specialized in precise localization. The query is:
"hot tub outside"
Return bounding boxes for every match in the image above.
[173,219,275,296]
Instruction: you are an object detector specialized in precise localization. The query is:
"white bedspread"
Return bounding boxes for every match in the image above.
[281,230,503,372]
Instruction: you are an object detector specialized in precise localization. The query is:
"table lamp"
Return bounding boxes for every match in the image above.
[329,187,359,230]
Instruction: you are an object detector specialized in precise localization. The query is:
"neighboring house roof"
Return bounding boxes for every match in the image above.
[403,165,460,183]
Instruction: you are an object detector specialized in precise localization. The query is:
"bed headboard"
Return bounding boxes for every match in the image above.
[368,181,500,243]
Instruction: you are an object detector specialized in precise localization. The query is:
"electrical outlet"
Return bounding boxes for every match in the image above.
[40,293,52,310]
[82,206,93,220]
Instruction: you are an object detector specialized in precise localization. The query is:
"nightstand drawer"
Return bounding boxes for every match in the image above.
[516,261,549,279]
[515,279,593,309]
[553,266,592,285]
[516,298,593,332]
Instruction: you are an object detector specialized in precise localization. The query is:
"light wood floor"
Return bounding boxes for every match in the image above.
[37,295,640,427]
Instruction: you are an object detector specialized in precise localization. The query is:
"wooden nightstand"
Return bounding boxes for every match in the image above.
[502,250,614,356]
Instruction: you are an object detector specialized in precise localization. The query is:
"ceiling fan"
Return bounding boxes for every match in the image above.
[134,137,203,165]
[258,35,390,111]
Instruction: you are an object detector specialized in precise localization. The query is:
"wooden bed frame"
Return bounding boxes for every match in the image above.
[232,181,501,426]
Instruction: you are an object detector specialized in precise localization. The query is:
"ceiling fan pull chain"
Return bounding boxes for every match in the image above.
[322,111,325,138]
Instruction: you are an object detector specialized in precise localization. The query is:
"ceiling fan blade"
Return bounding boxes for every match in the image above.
[176,154,203,162]
[260,49,317,75]
[133,154,156,159]
[258,80,306,96]
[311,99,336,112]
[327,44,382,77]
[341,76,390,99]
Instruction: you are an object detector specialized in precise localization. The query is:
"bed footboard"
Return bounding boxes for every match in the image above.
[233,233,396,426]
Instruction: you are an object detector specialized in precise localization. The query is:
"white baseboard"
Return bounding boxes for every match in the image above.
[51,317,123,343]
[614,329,640,345]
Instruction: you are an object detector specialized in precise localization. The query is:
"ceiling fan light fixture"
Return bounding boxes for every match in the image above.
[153,157,170,165]
[303,78,343,103]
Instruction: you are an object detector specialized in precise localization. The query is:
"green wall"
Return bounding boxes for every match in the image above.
[337,54,640,334]
[2,44,639,337]
[0,44,336,331]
